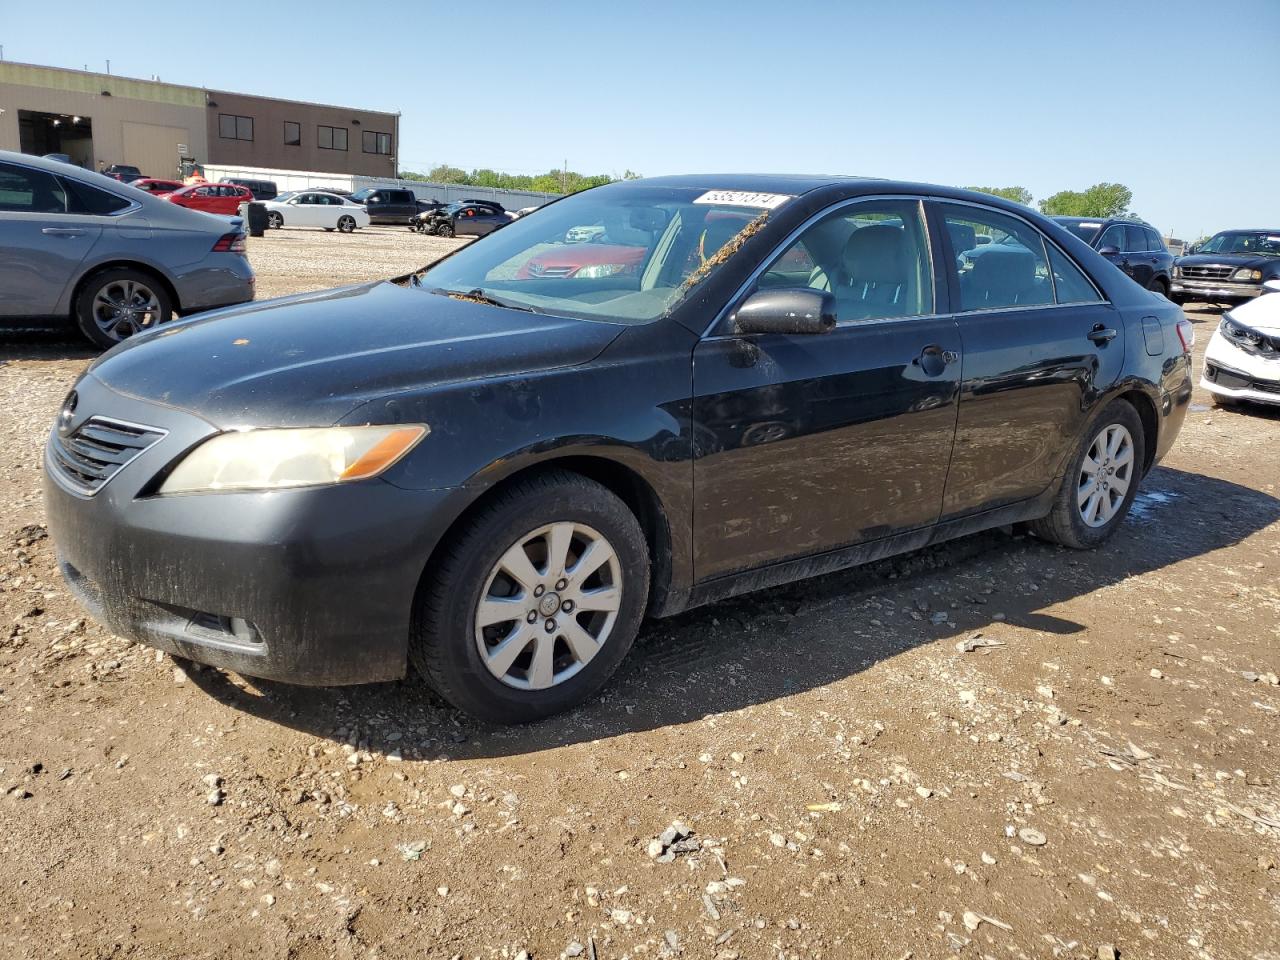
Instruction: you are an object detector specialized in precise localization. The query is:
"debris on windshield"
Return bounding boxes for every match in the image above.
[679,210,771,293]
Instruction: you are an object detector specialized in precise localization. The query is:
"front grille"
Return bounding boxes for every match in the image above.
[1181,265,1234,281]
[50,417,165,495]
[525,263,573,278]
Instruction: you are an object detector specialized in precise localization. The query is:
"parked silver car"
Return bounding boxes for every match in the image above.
[0,151,255,349]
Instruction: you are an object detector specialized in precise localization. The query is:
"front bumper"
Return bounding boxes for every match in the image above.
[1200,331,1280,406]
[43,374,466,685]
[1171,278,1262,302]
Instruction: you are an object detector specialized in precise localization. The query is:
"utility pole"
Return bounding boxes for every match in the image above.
[105,59,111,75]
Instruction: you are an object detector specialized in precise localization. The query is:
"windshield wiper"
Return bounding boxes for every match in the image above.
[428,287,540,313]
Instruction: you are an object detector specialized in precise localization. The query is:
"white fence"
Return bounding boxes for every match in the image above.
[202,164,560,211]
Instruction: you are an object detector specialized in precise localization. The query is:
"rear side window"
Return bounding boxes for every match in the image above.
[1046,245,1103,304]
[939,204,1053,311]
[0,162,67,213]
[65,179,131,215]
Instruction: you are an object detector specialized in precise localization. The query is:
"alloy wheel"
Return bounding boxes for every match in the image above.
[91,279,161,342]
[1077,423,1134,528]
[474,522,622,691]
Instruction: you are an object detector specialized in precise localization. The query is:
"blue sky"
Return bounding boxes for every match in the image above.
[4,0,1277,237]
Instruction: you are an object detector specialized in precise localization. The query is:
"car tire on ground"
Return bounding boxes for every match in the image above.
[436,222,454,238]
[409,470,650,724]
[1210,392,1238,409]
[1148,277,1169,298]
[1030,399,1145,550]
[338,215,357,234]
[268,212,283,229]
[74,267,173,350]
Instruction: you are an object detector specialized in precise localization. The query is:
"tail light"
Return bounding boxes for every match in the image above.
[212,232,246,253]
[1176,318,1195,353]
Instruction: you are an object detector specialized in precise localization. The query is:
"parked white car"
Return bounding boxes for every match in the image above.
[262,191,370,232]
[1201,279,1280,408]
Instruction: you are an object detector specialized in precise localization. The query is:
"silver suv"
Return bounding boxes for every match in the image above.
[0,151,255,349]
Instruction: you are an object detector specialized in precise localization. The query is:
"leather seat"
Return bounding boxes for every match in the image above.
[966,248,1037,308]
[833,224,911,320]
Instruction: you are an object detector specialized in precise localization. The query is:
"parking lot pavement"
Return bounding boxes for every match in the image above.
[1,232,1277,959]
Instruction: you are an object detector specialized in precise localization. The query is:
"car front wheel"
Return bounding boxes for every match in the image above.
[1031,399,1145,549]
[410,471,649,723]
[436,222,454,238]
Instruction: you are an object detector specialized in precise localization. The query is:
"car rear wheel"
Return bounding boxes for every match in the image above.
[74,268,173,350]
[338,215,357,233]
[1030,399,1144,549]
[267,212,283,229]
[410,470,649,723]
[436,222,454,238]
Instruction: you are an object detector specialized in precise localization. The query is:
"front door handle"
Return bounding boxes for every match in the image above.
[1088,324,1118,345]
[42,227,86,237]
[913,344,959,377]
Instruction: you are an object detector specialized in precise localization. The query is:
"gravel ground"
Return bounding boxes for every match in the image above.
[1,228,1278,960]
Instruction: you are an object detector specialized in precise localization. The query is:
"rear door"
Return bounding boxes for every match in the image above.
[691,196,961,579]
[0,161,103,317]
[934,201,1124,518]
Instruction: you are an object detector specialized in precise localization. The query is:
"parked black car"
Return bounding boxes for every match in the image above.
[103,164,145,184]
[350,187,419,225]
[221,177,278,201]
[44,175,1192,723]
[1053,217,1173,296]
[427,201,510,237]
[1171,229,1280,306]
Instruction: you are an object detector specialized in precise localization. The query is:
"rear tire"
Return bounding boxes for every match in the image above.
[338,215,357,233]
[1030,399,1145,549]
[74,268,173,350]
[410,470,649,723]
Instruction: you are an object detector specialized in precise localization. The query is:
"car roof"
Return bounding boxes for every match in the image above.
[1211,227,1280,233]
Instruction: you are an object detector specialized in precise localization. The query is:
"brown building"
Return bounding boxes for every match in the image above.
[205,90,398,178]
[0,61,398,178]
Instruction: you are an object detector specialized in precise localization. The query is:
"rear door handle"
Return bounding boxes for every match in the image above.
[1088,324,1118,345]
[42,227,85,237]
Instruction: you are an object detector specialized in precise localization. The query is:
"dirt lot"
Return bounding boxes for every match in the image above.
[1,226,1278,960]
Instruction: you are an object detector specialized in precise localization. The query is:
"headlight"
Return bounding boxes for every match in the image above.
[1173,265,1182,277]
[159,424,428,494]
[573,263,628,279]
[1231,268,1262,282]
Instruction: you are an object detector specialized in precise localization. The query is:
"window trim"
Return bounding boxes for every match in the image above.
[218,113,254,141]
[283,120,301,146]
[317,124,348,151]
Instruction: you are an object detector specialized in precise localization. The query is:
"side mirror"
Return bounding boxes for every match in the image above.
[734,288,836,336]
[1263,278,1280,294]
[1098,244,1120,256]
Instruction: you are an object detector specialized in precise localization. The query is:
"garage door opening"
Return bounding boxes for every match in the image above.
[18,110,94,168]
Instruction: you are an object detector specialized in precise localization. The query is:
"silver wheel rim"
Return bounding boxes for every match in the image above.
[269,213,282,227]
[1078,423,1134,528]
[92,278,161,341]
[339,216,354,232]
[474,522,622,691]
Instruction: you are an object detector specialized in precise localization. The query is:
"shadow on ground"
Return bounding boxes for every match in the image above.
[186,464,1279,757]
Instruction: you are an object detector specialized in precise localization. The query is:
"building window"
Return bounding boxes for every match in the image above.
[362,131,392,155]
[218,114,254,141]
[283,121,300,146]
[318,125,348,151]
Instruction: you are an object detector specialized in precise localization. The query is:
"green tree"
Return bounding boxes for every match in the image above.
[965,185,1033,206]
[427,164,469,184]
[1039,183,1134,218]
[622,169,642,180]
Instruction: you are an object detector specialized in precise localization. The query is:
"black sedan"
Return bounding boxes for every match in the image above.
[1053,217,1174,296]
[44,175,1193,722]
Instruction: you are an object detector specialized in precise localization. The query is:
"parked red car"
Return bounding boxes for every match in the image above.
[164,183,254,216]
[131,178,185,196]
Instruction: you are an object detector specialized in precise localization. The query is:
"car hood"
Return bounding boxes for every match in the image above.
[86,281,625,427]
[1226,294,1280,334]
[1178,253,1279,270]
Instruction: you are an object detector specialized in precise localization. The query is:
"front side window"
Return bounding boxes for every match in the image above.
[757,199,934,323]
[1124,225,1149,252]
[940,204,1054,311]
[284,121,301,146]
[0,162,67,213]
[1096,224,1125,251]
[418,183,792,325]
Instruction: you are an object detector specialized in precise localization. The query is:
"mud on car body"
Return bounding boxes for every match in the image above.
[45,175,1193,722]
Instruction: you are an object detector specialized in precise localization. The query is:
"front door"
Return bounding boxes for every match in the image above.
[0,160,102,317]
[934,201,1126,518]
[691,197,961,581]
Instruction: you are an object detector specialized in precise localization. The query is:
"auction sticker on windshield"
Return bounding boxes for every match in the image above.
[693,190,792,209]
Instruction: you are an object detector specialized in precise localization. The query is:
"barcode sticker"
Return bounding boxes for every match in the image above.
[693,190,792,209]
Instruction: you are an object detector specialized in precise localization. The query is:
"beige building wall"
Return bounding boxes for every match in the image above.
[0,62,207,177]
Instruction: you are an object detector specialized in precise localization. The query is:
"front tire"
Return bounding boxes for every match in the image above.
[410,471,649,723]
[436,221,454,238]
[74,268,173,350]
[1148,277,1169,298]
[1030,399,1144,549]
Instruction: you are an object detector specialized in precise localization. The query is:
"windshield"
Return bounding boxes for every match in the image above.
[350,188,375,202]
[273,191,298,203]
[1198,231,1280,256]
[1055,219,1103,244]
[415,184,786,324]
